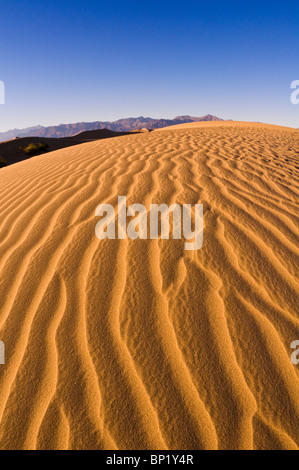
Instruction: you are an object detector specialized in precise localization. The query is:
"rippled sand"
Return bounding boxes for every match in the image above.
[0,122,298,450]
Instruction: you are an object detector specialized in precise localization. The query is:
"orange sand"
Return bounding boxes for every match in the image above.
[0,122,298,450]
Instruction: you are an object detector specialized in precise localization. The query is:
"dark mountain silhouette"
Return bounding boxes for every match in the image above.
[0,115,223,142]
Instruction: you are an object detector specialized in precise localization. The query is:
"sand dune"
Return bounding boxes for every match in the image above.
[0,122,298,450]
[0,129,135,166]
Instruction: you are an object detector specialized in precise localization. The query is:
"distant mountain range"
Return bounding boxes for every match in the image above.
[0,115,223,142]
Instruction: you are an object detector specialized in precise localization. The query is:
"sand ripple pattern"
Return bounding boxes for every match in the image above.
[0,123,298,450]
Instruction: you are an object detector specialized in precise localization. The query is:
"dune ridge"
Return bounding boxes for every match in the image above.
[0,122,298,450]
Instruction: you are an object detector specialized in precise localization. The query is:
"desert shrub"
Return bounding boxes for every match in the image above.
[21,143,49,156]
[0,156,7,168]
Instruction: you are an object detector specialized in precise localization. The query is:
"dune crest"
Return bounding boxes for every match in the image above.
[0,122,298,450]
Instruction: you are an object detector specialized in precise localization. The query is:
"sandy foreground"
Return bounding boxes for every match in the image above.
[0,122,298,450]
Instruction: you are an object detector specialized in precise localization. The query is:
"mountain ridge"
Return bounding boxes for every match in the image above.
[0,114,223,142]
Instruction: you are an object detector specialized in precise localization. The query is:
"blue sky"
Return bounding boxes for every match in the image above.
[0,0,298,131]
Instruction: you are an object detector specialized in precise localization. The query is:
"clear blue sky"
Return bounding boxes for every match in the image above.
[0,0,298,131]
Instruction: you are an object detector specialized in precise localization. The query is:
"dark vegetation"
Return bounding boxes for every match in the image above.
[20,143,49,156]
[0,156,7,168]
